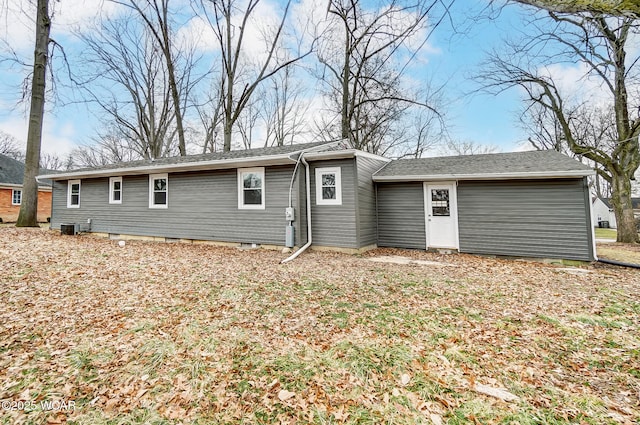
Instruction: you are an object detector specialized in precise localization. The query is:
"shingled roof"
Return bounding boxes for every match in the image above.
[597,196,640,210]
[373,150,594,181]
[0,154,53,187]
[0,154,26,185]
[38,141,346,180]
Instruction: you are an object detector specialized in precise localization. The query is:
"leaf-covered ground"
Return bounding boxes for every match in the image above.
[0,227,638,424]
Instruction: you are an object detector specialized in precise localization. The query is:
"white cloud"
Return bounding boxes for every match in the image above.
[1,1,123,53]
[51,0,123,33]
[176,15,219,53]
[0,113,79,158]
[0,2,36,52]
[538,62,610,105]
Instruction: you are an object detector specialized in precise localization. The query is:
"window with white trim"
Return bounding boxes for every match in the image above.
[109,177,122,204]
[238,167,265,209]
[67,180,81,208]
[11,189,21,205]
[149,174,168,208]
[315,167,342,205]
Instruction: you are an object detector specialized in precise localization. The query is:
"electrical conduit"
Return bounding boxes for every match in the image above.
[281,153,312,264]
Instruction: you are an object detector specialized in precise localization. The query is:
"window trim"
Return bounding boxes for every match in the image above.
[315,167,342,205]
[149,173,168,209]
[11,189,21,206]
[109,176,123,205]
[237,167,265,210]
[67,180,81,208]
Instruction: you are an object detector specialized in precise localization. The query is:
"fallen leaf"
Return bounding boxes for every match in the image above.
[473,384,520,402]
[429,413,443,425]
[278,389,296,401]
[400,373,411,386]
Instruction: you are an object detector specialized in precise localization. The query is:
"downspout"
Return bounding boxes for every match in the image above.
[585,178,599,262]
[281,153,312,264]
[597,258,640,269]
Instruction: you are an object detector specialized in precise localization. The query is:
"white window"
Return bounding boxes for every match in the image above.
[149,174,168,208]
[237,167,265,209]
[109,177,122,204]
[315,167,342,205]
[67,180,81,208]
[11,189,21,205]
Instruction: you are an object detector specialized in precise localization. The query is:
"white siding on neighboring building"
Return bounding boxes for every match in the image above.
[591,197,617,228]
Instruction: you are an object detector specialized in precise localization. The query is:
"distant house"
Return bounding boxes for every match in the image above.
[592,196,640,229]
[592,197,616,228]
[39,142,597,261]
[0,154,52,223]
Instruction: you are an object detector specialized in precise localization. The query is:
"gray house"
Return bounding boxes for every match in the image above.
[39,142,597,261]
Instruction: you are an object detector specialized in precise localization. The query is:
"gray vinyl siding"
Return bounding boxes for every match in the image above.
[376,182,426,249]
[457,179,594,261]
[51,165,301,246]
[309,159,358,248]
[355,156,389,247]
[294,167,307,246]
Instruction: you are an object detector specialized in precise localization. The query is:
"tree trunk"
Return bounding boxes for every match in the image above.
[16,0,50,228]
[611,172,639,243]
[159,12,186,156]
[340,18,351,145]
[223,119,232,152]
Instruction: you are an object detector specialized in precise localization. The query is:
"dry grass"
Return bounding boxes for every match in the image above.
[0,227,639,424]
[598,243,640,265]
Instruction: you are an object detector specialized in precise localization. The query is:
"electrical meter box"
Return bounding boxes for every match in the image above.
[285,207,295,221]
[285,225,295,248]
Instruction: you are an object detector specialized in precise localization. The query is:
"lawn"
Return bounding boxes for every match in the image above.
[594,227,618,239]
[0,227,638,424]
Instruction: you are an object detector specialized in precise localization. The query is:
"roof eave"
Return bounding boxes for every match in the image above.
[372,170,595,182]
[0,183,52,191]
[304,149,391,162]
[37,153,299,181]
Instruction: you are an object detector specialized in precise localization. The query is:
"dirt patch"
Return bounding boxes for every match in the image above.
[1,228,639,424]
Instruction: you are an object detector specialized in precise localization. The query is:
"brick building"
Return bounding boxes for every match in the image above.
[0,154,52,223]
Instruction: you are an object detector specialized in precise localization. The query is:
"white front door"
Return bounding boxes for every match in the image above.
[424,182,459,249]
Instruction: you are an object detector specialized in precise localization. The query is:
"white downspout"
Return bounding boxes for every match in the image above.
[281,153,312,264]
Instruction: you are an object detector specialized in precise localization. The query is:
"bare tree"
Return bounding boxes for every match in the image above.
[198,0,314,151]
[70,145,137,169]
[261,64,309,147]
[38,152,65,170]
[399,108,446,158]
[316,0,452,154]
[236,94,261,149]
[0,131,24,160]
[523,103,618,198]
[439,138,500,156]
[194,76,226,153]
[112,0,192,156]
[16,0,50,227]
[77,12,195,160]
[478,11,640,242]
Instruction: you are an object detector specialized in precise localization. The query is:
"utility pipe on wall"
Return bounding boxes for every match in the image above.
[281,153,312,264]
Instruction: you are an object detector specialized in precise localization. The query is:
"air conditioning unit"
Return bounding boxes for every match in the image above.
[60,223,79,235]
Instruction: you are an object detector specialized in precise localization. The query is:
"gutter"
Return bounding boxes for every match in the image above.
[598,258,640,269]
[37,153,300,180]
[37,141,357,181]
[304,149,390,163]
[1,182,52,191]
[372,170,596,182]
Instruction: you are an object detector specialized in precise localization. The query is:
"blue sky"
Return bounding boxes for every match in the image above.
[0,0,537,158]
